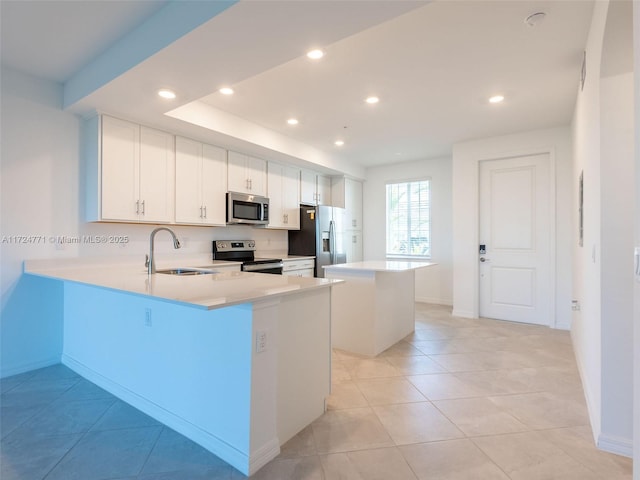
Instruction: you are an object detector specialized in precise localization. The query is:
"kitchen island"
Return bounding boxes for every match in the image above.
[24,258,340,476]
[324,260,436,356]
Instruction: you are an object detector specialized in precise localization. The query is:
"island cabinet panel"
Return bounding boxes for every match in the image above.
[63,284,254,465]
[86,115,175,223]
[324,261,435,356]
[56,278,332,476]
[276,289,330,443]
[175,136,227,225]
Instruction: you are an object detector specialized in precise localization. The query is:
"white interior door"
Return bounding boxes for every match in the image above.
[479,154,553,325]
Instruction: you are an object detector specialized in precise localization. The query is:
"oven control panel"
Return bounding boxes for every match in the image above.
[214,240,256,252]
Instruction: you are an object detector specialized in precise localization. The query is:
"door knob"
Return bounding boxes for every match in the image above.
[480,257,490,263]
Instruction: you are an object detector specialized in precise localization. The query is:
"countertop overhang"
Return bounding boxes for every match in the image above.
[24,257,339,310]
[323,260,437,273]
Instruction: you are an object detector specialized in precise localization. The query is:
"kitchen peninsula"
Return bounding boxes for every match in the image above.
[24,258,340,476]
[324,260,436,356]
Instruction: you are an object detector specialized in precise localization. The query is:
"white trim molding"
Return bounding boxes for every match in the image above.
[598,433,633,458]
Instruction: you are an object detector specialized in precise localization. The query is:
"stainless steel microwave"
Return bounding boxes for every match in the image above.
[226,192,269,225]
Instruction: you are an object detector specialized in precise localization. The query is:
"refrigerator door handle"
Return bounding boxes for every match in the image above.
[329,220,335,264]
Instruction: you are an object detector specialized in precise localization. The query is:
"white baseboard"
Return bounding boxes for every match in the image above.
[570,332,602,444]
[1,355,61,378]
[553,321,571,331]
[62,354,279,476]
[415,296,453,306]
[248,438,281,476]
[451,309,476,319]
[598,433,633,458]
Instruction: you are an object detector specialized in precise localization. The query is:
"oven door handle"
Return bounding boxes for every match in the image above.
[242,262,284,272]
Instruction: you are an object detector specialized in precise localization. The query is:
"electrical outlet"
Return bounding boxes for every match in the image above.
[256,330,267,353]
[145,308,152,327]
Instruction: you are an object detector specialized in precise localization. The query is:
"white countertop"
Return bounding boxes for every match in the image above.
[24,258,339,310]
[323,260,437,273]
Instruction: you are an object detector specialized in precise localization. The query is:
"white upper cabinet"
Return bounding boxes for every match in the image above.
[175,136,227,225]
[332,177,363,230]
[227,150,267,196]
[316,174,332,206]
[267,162,300,230]
[138,127,174,222]
[301,169,332,206]
[97,115,174,223]
[300,169,317,205]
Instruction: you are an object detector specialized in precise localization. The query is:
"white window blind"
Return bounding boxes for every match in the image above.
[386,180,431,258]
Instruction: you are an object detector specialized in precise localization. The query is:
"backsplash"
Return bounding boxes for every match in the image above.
[75,222,288,261]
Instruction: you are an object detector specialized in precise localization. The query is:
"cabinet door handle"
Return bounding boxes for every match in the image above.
[141,200,145,215]
[249,178,252,190]
[199,206,203,218]
[135,200,140,215]
[203,205,207,218]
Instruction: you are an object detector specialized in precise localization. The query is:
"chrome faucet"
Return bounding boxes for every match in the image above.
[146,227,181,274]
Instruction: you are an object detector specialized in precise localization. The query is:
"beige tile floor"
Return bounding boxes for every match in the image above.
[257,303,633,480]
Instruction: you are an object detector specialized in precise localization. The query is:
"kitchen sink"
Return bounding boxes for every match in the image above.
[156,268,216,276]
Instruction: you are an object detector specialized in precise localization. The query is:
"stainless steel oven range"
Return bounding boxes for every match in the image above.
[212,240,283,274]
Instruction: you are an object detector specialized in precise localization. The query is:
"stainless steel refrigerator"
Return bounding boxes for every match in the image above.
[288,205,347,277]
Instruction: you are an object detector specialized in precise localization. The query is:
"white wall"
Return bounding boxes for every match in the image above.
[599,71,634,453]
[363,156,453,305]
[571,0,635,457]
[0,67,287,377]
[451,126,573,327]
[570,0,608,441]
[634,3,640,476]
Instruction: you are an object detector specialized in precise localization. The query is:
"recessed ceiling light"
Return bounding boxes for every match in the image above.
[307,49,324,60]
[157,89,176,99]
[334,140,345,146]
[489,95,505,104]
[365,96,379,104]
[219,87,234,95]
[287,118,299,125]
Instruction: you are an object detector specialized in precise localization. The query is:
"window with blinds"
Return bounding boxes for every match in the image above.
[386,179,431,258]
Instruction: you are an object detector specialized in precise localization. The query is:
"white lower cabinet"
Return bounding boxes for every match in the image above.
[175,136,227,226]
[282,258,315,277]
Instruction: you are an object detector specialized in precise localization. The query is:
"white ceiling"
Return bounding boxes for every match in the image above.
[0,0,596,173]
[0,0,168,82]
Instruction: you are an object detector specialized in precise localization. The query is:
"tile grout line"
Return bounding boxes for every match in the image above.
[135,424,166,478]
